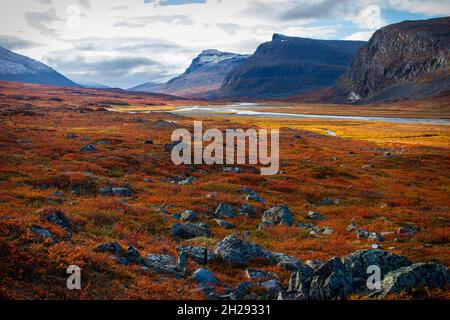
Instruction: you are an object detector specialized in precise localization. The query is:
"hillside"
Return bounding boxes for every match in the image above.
[0,47,78,87]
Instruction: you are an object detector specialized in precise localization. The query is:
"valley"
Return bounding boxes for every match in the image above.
[0,81,448,300]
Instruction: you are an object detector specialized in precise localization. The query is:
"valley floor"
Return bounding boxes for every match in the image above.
[0,82,449,299]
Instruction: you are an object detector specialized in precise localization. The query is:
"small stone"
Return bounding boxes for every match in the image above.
[307,211,325,221]
[79,144,98,153]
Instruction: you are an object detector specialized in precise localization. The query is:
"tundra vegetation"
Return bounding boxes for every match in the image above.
[0,81,448,300]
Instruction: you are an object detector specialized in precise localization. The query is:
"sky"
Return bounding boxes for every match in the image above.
[0,0,448,88]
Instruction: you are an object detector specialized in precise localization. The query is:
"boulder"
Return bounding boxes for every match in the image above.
[356,229,370,239]
[240,203,257,217]
[261,205,294,227]
[214,202,236,218]
[193,268,219,285]
[246,269,278,281]
[171,223,211,239]
[376,262,450,298]
[272,253,301,271]
[223,167,243,173]
[30,225,58,243]
[181,210,198,222]
[232,282,253,300]
[307,211,325,221]
[398,225,421,236]
[79,144,98,153]
[177,246,216,265]
[347,223,358,232]
[343,249,411,282]
[288,265,315,296]
[214,234,274,266]
[95,241,124,256]
[215,219,235,229]
[112,187,133,197]
[179,177,194,186]
[124,246,145,265]
[238,188,266,203]
[309,257,353,300]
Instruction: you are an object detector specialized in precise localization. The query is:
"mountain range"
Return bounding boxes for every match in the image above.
[1,17,449,104]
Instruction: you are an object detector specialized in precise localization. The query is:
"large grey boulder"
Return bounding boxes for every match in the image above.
[171,223,211,239]
[260,205,294,227]
[375,262,450,298]
[343,249,411,282]
[177,246,216,265]
[214,234,274,266]
[309,257,353,300]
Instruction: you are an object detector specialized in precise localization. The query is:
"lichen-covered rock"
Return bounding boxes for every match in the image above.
[177,246,216,265]
[214,234,274,266]
[193,268,219,285]
[181,210,198,222]
[272,253,301,271]
[246,269,278,281]
[343,249,411,283]
[171,223,211,239]
[30,225,58,243]
[376,262,450,298]
[307,211,325,222]
[288,265,315,297]
[95,241,124,256]
[309,257,353,300]
[215,219,235,229]
[261,205,293,227]
[214,202,236,218]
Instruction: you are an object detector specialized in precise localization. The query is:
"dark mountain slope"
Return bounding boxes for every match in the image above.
[219,34,366,99]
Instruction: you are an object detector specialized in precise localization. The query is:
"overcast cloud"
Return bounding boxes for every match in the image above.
[0,0,448,88]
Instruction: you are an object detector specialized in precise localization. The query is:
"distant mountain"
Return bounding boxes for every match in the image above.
[0,46,78,87]
[219,34,366,99]
[132,50,249,98]
[78,81,111,90]
[129,81,164,93]
[338,17,450,104]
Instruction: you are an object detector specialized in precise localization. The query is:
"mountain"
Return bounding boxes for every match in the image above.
[129,81,164,93]
[339,17,450,104]
[132,49,249,98]
[78,81,111,90]
[219,34,366,99]
[0,46,78,87]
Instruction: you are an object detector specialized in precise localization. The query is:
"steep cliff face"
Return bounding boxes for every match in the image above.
[219,34,366,99]
[341,17,450,103]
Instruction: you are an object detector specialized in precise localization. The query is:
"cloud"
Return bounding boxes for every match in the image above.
[44,53,174,88]
[345,30,375,41]
[24,8,63,36]
[114,15,194,28]
[0,35,43,50]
